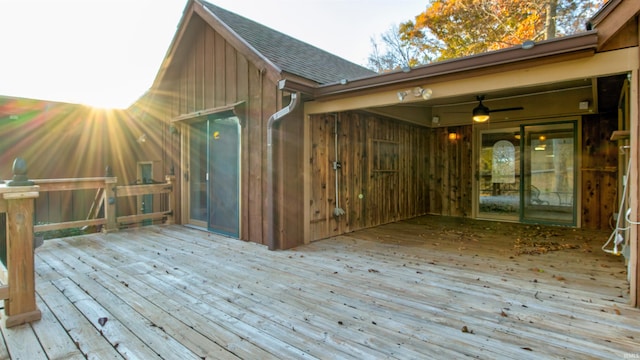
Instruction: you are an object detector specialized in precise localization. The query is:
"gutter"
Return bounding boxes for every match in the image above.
[266,82,300,250]
[313,30,599,99]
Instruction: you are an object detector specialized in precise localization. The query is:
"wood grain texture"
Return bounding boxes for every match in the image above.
[1,222,635,359]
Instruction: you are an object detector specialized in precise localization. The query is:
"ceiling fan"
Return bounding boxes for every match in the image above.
[472,95,524,122]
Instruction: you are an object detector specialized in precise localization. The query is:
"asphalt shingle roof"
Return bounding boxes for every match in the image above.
[202,2,376,85]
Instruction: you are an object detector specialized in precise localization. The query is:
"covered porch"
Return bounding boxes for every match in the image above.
[2,217,637,359]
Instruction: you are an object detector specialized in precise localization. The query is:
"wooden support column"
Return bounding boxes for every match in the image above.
[631,66,639,307]
[165,175,176,225]
[103,177,118,233]
[1,188,41,328]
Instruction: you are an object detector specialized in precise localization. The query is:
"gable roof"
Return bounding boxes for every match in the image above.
[588,0,640,50]
[200,1,376,85]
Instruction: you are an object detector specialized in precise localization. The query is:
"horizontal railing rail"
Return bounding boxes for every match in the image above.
[33,177,114,233]
[31,175,175,234]
[115,182,174,226]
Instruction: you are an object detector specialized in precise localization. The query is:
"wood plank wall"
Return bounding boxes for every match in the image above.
[308,111,460,241]
[581,113,619,229]
[157,17,304,247]
[274,102,304,249]
[426,126,473,218]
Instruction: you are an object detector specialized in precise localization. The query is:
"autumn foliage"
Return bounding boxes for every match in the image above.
[369,0,607,71]
[406,0,546,58]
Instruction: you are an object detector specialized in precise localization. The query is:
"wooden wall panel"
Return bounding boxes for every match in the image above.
[214,32,226,108]
[426,126,473,217]
[247,66,264,243]
[237,54,250,241]
[274,101,304,249]
[204,27,214,109]
[581,113,618,229]
[309,115,330,240]
[308,112,431,241]
[194,30,204,110]
[162,19,301,247]
[225,43,237,104]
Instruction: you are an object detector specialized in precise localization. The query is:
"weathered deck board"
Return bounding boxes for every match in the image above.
[1,216,638,359]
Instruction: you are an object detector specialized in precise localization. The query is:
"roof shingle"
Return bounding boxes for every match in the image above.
[202,2,376,85]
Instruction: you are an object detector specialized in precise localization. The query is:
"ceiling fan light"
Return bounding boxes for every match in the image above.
[472,104,490,122]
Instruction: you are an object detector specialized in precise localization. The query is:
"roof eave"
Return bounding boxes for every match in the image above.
[149,0,195,91]
[149,0,284,93]
[588,0,640,51]
[313,31,599,100]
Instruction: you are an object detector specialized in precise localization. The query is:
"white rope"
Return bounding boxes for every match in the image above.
[602,149,632,255]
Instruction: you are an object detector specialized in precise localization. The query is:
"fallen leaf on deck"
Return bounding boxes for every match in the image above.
[461,325,474,334]
[368,269,380,273]
[98,317,108,326]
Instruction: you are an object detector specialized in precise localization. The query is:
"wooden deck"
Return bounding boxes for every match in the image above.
[1,216,638,359]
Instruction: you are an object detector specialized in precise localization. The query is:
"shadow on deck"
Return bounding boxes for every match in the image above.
[1,216,638,359]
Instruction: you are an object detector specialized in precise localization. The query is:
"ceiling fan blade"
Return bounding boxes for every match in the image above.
[489,106,524,113]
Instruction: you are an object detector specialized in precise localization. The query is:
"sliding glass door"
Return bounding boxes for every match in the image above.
[477,121,576,226]
[521,122,576,225]
[187,114,241,237]
[478,129,521,221]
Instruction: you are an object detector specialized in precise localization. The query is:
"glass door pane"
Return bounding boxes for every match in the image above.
[189,120,208,223]
[207,116,240,237]
[521,122,576,225]
[478,129,521,220]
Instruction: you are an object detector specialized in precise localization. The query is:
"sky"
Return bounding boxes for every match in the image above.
[0,0,427,109]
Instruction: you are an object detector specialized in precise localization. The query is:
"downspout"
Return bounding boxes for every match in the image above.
[266,88,300,250]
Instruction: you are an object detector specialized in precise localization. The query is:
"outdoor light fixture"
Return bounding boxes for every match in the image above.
[413,87,432,100]
[471,95,525,122]
[472,96,490,122]
[398,87,432,102]
[522,40,535,50]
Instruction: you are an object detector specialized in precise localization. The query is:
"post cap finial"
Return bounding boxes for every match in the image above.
[7,157,34,186]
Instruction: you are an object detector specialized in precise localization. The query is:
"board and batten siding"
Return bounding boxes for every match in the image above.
[156,17,304,248]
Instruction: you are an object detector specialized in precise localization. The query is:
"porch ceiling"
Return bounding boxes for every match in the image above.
[367,78,597,127]
[304,47,637,128]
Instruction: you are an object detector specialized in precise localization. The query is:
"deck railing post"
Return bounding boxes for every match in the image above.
[165,174,175,225]
[103,166,118,233]
[2,157,42,328]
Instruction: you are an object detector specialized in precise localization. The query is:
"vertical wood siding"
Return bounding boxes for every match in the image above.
[581,113,618,229]
[426,126,474,217]
[157,17,304,247]
[309,112,434,241]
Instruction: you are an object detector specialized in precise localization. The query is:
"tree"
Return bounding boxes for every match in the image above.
[367,24,439,72]
[368,0,607,71]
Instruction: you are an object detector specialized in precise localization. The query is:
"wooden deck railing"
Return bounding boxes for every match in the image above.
[0,158,41,328]
[0,158,175,328]
[32,175,175,233]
